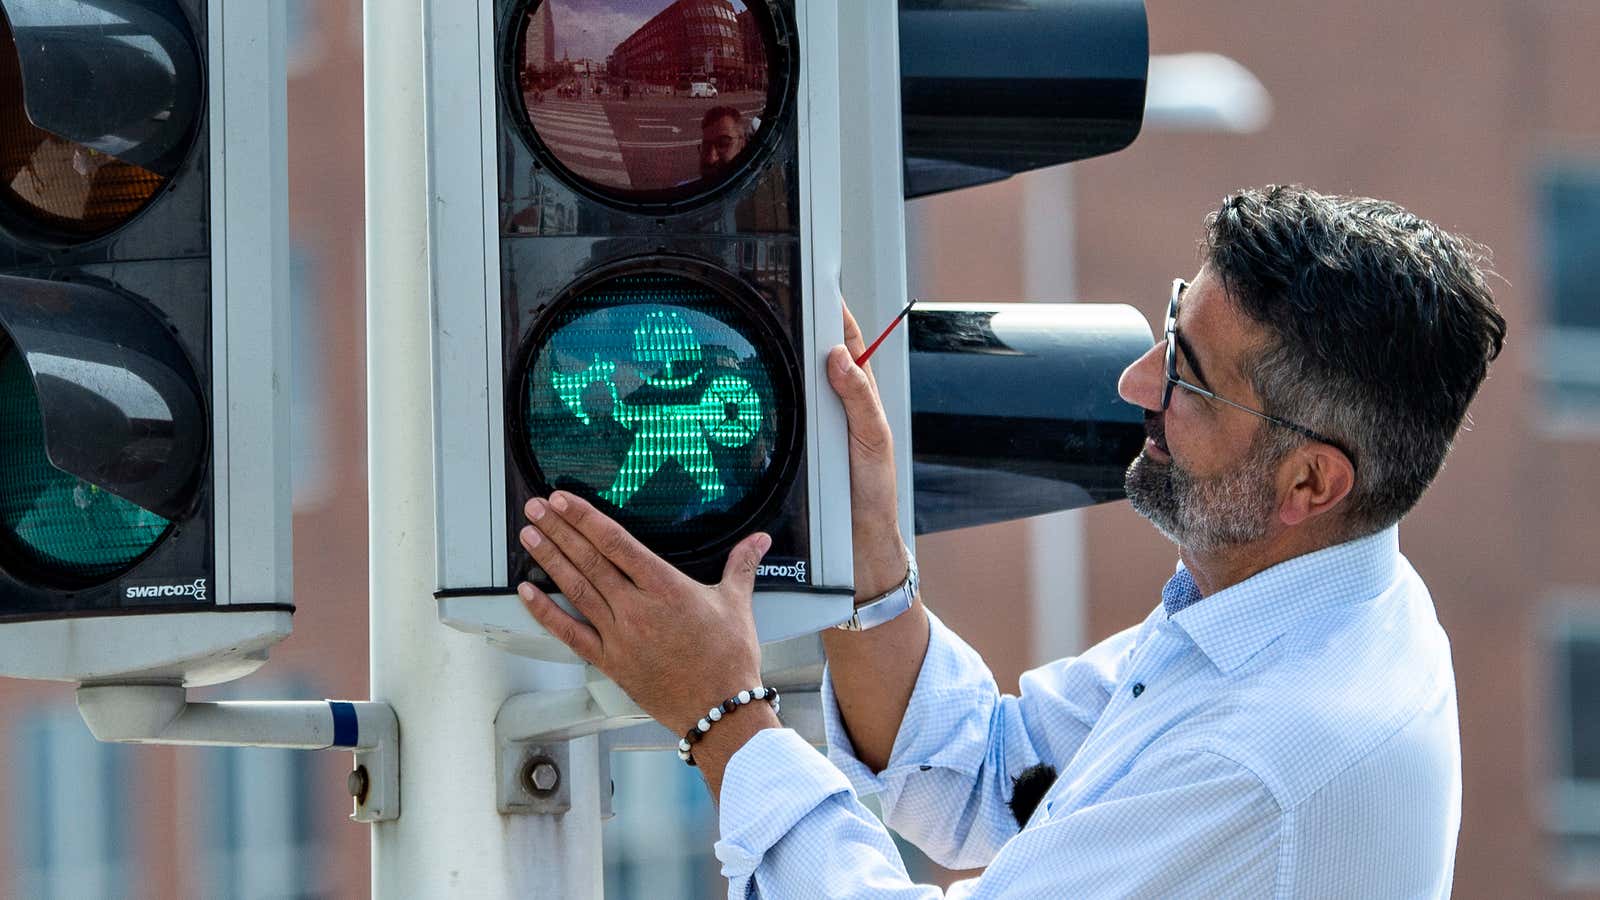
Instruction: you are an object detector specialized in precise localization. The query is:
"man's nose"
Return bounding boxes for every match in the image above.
[1117,341,1165,412]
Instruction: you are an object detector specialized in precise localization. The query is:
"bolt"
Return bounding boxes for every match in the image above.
[347,766,370,804]
[523,757,560,795]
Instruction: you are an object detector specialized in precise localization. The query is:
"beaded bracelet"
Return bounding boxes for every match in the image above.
[676,686,781,766]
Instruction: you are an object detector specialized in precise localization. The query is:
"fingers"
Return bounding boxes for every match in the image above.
[719,532,772,596]
[522,500,627,624]
[842,303,867,358]
[543,491,673,590]
[826,345,893,462]
[518,581,604,664]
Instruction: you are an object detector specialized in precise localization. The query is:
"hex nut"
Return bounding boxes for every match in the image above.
[524,757,560,794]
[348,766,370,804]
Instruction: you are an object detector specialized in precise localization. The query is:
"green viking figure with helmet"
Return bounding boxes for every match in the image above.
[552,308,764,508]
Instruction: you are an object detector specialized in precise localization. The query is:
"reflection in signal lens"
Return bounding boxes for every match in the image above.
[515,0,773,203]
[0,343,170,584]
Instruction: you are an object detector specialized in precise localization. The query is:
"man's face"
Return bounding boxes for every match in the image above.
[700,115,745,178]
[1117,265,1288,553]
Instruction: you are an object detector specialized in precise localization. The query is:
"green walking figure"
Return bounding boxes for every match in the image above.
[552,309,763,508]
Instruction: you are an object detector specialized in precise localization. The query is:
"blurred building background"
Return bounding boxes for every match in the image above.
[0,1,1597,897]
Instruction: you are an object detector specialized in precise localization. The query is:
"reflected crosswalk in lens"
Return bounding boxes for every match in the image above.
[513,0,776,205]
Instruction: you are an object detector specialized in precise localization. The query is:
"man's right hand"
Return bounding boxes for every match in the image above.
[826,303,912,602]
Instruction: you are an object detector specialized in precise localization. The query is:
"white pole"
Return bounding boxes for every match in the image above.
[1022,168,1088,664]
[364,3,604,896]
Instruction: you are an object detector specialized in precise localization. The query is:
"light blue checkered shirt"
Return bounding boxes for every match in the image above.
[715,526,1462,898]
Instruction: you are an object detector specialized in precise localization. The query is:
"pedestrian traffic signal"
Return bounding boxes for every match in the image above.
[0,0,291,685]
[428,0,855,659]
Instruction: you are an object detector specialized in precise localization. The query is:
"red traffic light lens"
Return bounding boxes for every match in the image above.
[511,0,780,207]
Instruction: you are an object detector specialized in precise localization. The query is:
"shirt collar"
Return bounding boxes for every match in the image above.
[1165,526,1402,673]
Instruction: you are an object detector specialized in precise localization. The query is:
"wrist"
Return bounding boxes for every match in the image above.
[855,544,912,603]
[857,547,908,602]
[676,684,781,766]
[695,701,781,762]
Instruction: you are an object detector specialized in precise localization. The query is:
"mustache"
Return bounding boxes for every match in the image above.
[1143,411,1169,454]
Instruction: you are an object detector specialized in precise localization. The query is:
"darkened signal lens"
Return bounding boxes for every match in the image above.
[521,271,796,553]
[0,6,186,241]
[511,0,780,207]
[0,341,170,584]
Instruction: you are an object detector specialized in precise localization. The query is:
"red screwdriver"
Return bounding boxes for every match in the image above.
[854,298,918,366]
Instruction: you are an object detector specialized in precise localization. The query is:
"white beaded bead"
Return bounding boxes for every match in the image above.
[677,747,691,762]
[708,707,722,722]
[753,686,767,700]
[737,690,751,704]
[678,738,691,753]
[697,718,711,733]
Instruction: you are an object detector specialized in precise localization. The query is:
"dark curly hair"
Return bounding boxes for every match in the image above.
[1203,185,1507,537]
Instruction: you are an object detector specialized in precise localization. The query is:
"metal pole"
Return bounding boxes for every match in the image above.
[1022,167,1088,664]
[364,2,604,896]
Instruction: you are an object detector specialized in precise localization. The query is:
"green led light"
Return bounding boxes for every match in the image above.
[0,346,169,581]
[525,273,785,542]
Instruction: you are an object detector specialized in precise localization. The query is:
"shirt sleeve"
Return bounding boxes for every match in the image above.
[821,609,1144,869]
[715,730,1282,900]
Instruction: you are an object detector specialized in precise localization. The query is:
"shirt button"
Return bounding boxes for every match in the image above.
[1131,683,1145,698]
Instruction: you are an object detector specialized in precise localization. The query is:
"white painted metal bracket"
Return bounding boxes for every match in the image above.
[493,672,826,816]
[75,684,400,822]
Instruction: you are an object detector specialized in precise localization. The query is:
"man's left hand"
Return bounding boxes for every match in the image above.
[516,491,772,738]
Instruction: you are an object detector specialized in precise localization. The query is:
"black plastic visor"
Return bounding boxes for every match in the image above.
[0,0,201,176]
[0,275,205,520]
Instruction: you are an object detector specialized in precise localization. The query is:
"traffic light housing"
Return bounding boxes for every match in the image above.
[428,0,856,660]
[426,0,1151,662]
[0,0,291,685]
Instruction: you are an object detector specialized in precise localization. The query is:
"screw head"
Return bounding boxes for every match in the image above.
[347,766,370,804]
[524,757,560,794]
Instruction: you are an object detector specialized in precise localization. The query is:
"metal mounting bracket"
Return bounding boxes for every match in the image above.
[492,656,829,816]
[75,683,401,822]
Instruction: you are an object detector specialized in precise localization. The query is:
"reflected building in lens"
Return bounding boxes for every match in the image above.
[608,0,755,90]
[735,8,763,91]
[523,0,555,75]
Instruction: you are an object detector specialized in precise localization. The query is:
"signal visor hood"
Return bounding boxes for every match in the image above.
[0,0,202,176]
[900,0,1149,198]
[0,275,205,520]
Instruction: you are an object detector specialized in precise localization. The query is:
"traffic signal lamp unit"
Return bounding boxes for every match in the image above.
[429,0,856,660]
[427,0,1152,663]
[0,0,290,685]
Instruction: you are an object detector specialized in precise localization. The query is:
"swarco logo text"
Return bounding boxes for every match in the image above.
[125,579,209,602]
[756,561,807,584]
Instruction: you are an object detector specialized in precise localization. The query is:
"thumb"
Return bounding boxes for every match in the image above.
[720,532,772,595]
[826,345,891,458]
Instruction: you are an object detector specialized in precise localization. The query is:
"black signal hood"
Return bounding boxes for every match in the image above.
[899,0,1149,198]
[0,275,206,520]
[908,302,1151,534]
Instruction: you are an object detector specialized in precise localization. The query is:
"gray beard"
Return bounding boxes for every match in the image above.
[1124,438,1281,554]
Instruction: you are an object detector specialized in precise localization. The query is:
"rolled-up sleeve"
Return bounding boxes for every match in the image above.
[820,609,1144,868]
[715,731,1282,899]
[715,728,936,900]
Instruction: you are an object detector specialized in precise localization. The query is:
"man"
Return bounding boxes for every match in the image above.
[699,105,748,179]
[516,186,1506,897]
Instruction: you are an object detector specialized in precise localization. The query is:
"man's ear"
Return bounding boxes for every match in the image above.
[1278,443,1356,528]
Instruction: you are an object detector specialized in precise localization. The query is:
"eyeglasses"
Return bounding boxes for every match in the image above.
[1163,278,1357,468]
